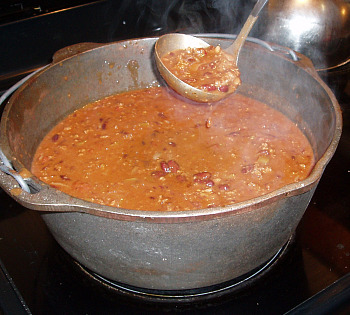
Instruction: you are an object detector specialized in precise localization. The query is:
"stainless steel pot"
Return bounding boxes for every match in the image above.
[0,36,342,291]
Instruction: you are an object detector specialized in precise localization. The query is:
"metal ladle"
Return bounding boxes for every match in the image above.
[155,0,268,103]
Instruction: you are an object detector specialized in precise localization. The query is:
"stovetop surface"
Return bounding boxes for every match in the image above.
[0,1,349,314]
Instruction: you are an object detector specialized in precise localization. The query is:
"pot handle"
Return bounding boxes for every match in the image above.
[0,149,63,210]
[200,34,318,75]
[0,158,118,217]
[0,67,112,217]
[248,37,318,76]
[259,40,319,77]
[52,42,107,63]
[198,34,300,62]
[269,44,320,76]
[0,149,121,218]
[0,153,31,193]
[0,68,48,195]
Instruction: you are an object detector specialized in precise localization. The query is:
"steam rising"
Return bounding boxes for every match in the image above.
[110,0,256,38]
[109,0,349,71]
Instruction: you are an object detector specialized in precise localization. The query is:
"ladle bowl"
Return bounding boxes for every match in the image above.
[154,0,269,103]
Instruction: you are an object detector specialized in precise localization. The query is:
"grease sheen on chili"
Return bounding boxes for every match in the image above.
[31,87,315,211]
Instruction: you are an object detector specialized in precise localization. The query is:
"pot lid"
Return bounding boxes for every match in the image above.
[249,0,350,70]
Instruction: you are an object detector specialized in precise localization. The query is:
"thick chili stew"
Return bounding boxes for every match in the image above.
[31,87,315,211]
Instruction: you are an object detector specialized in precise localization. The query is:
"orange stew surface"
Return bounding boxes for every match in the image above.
[31,87,315,211]
[161,45,241,94]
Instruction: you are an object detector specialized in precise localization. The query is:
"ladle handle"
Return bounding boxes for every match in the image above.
[229,0,268,64]
[251,0,269,17]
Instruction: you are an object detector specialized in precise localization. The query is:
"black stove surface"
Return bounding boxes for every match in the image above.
[0,1,350,314]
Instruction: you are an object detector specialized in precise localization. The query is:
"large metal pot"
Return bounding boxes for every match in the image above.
[0,36,342,291]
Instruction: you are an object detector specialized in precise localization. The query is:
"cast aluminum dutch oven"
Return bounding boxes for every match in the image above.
[0,36,342,292]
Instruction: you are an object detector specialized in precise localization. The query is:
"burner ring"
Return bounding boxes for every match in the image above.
[75,235,294,302]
